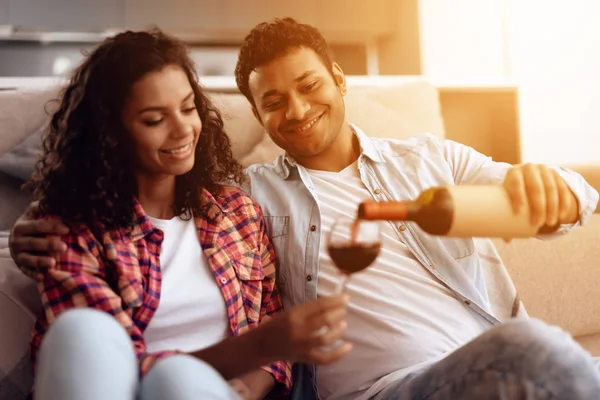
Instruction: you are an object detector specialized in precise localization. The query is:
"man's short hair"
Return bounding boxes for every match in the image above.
[235,17,334,107]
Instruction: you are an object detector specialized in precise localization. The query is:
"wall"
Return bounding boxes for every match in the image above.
[408,0,600,166]
[377,0,422,75]
[385,0,520,165]
[439,88,520,164]
[0,41,242,76]
[508,0,600,164]
[417,0,509,81]
[0,42,91,76]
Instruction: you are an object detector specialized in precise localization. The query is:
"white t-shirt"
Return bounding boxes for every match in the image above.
[306,161,486,400]
[143,216,231,353]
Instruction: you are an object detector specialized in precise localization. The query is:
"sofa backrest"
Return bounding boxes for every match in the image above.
[0,77,445,229]
[0,77,445,161]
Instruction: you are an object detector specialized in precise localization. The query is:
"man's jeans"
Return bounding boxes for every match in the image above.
[371,318,600,400]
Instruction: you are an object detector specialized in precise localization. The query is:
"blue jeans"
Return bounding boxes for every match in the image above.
[34,308,241,400]
[371,318,600,400]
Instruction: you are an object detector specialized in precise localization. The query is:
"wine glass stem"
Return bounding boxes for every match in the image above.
[336,274,351,294]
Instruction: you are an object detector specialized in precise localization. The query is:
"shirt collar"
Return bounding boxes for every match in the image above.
[351,124,384,163]
[115,189,226,243]
[279,123,383,178]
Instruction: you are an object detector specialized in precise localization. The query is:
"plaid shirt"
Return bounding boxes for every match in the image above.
[30,185,292,396]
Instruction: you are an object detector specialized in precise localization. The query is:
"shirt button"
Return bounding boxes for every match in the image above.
[374,189,381,194]
[306,275,312,281]
[220,277,227,284]
[464,299,471,305]
[310,225,317,232]
[398,225,406,232]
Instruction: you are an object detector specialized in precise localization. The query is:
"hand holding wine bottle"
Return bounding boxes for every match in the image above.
[502,163,579,227]
[357,183,567,239]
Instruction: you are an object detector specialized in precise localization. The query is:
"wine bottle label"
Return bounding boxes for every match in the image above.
[447,186,541,238]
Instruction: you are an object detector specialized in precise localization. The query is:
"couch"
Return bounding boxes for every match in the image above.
[0,77,599,399]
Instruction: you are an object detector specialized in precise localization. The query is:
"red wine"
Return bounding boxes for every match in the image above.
[327,243,381,275]
[350,219,359,243]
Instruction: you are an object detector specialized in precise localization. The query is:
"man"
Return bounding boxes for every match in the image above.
[10,18,600,400]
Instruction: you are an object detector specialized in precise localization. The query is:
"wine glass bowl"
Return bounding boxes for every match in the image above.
[326,218,381,293]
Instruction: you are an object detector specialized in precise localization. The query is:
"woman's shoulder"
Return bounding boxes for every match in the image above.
[37,215,120,253]
[212,184,264,214]
[216,183,251,198]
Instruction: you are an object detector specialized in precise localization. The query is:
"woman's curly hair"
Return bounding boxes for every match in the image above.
[26,29,245,232]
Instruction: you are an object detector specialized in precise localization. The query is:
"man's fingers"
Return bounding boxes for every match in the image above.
[539,166,559,226]
[16,253,56,273]
[13,219,69,236]
[12,236,67,254]
[41,219,68,235]
[522,164,546,226]
[308,341,353,365]
[504,169,527,214]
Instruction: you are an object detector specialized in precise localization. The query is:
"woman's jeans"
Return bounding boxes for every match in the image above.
[34,308,241,400]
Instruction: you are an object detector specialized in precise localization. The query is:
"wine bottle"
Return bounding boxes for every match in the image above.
[357,185,559,238]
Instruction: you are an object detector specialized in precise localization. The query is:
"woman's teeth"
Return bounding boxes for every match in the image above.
[162,143,192,154]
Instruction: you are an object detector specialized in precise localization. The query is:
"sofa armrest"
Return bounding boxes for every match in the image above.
[493,214,600,337]
[0,256,39,397]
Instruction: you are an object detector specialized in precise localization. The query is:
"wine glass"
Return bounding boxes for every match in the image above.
[327,217,381,294]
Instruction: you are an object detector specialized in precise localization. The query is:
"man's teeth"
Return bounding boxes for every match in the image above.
[163,143,191,154]
[295,115,320,132]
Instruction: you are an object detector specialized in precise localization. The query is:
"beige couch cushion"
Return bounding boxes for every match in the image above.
[343,81,445,140]
[0,244,39,397]
[493,215,600,339]
[0,87,60,157]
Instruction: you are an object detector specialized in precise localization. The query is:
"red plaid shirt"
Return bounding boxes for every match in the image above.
[30,185,292,395]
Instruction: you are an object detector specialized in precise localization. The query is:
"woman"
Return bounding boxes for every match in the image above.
[24,29,351,400]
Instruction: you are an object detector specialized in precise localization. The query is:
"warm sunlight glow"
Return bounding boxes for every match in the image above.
[419,0,600,165]
[508,0,600,164]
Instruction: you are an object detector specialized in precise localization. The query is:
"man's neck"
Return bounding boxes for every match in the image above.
[297,124,360,172]
[136,173,177,219]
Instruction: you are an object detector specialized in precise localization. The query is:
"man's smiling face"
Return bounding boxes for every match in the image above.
[248,46,348,163]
